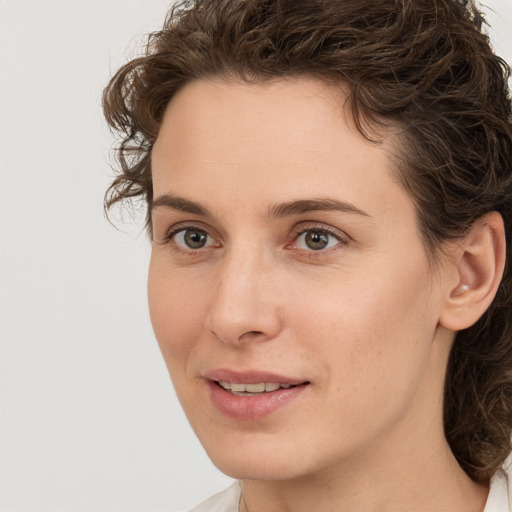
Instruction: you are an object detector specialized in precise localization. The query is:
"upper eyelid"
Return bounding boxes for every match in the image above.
[164,221,215,239]
[154,223,213,248]
[295,228,343,241]
[291,222,349,240]
[159,220,349,246]
[163,225,219,253]
[293,229,346,249]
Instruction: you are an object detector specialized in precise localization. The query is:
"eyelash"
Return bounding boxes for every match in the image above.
[162,223,348,257]
[289,224,348,256]
[163,224,218,256]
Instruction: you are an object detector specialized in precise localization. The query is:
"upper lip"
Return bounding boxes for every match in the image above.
[204,368,308,385]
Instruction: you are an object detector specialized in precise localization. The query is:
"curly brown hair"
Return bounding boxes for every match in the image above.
[103,0,512,482]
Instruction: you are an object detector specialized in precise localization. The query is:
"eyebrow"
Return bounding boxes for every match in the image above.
[151,194,211,216]
[267,198,371,219]
[151,194,371,219]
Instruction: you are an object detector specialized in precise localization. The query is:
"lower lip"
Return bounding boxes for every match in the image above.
[208,381,308,420]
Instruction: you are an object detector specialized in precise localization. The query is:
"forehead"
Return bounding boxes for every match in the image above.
[151,76,428,261]
[155,77,349,157]
[151,77,399,197]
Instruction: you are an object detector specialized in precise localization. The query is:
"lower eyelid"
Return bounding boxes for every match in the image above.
[175,229,215,248]
[160,223,347,253]
[296,232,338,248]
[289,227,348,253]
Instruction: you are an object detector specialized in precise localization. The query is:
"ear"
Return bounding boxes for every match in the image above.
[439,212,506,331]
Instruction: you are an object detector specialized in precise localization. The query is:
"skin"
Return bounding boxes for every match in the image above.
[148,77,491,512]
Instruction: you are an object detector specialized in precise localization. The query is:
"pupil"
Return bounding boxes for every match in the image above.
[305,231,329,250]
[184,230,207,248]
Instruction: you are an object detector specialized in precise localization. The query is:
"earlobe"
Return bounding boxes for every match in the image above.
[439,212,506,332]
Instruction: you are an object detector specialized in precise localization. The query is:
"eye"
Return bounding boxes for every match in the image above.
[294,228,343,251]
[172,228,215,250]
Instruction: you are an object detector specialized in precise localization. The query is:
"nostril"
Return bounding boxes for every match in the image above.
[209,329,263,340]
[240,330,265,340]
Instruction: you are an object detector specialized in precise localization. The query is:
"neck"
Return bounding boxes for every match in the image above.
[240,437,488,512]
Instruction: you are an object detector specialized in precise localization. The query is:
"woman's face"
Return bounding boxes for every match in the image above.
[149,78,454,480]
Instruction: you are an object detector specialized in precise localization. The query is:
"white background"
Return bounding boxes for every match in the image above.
[0,1,510,511]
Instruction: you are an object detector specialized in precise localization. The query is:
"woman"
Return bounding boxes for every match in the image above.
[103,0,512,510]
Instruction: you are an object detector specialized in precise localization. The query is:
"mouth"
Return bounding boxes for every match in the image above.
[205,371,310,419]
[204,369,310,419]
[215,381,299,396]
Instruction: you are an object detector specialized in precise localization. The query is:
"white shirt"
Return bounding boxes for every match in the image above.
[187,467,511,512]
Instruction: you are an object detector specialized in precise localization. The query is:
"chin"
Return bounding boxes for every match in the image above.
[212,454,304,481]
[199,433,327,482]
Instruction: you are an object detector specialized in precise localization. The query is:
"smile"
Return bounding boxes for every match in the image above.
[217,381,294,396]
[209,379,309,420]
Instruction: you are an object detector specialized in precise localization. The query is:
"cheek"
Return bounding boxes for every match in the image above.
[292,259,438,401]
[147,258,211,372]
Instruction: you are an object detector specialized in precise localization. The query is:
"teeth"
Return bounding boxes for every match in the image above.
[217,381,294,394]
[245,383,266,393]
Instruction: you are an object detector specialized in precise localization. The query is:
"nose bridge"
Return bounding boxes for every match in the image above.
[206,239,281,345]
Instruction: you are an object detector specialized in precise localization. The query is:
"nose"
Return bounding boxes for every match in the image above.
[205,247,283,346]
